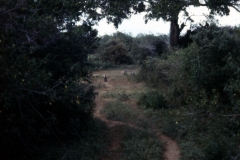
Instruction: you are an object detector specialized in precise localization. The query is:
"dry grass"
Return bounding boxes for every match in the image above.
[92,66,181,160]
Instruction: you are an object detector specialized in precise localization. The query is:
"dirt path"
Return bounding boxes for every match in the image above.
[93,69,180,160]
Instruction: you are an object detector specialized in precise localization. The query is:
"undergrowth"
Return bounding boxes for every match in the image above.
[138,26,240,160]
[102,89,146,100]
[138,91,168,110]
[120,126,164,160]
[142,107,240,160]
[101,101,139,124]
[102,91,131,101]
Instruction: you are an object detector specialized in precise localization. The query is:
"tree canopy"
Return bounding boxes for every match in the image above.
[99,0,240,47]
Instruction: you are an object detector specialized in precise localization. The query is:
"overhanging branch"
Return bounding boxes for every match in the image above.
[229,4,240,12]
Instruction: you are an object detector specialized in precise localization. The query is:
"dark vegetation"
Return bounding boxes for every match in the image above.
[137,25,240,159]
[1,0,240,159]
[91,23,240,159]
[137,91,168,110]
[0,1,106,159]
[97,0,240,47]
[90,32,168,68]
[120,126,164,160]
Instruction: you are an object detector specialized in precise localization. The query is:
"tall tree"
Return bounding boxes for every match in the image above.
[146,0,240,47]
[99,0,240,47]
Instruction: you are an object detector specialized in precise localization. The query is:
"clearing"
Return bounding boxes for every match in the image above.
[93,67,180,160]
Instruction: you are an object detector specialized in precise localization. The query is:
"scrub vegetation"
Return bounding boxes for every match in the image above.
[136,25,240,160]
[1,0,240,159]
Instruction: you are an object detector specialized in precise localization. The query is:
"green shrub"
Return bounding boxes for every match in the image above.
[100,40,133,64]
[138,91,168,110]
[118,93,130,101]
[101,101,138,123]
[120,126,164,160]
[203,136,233,160]
[182,26,240,111]
[92,61,119,70]
[180,142,205,160]
[138,26,240,160]
[93,32,169,65]
[153,39,168,56]
[138,57,168,87]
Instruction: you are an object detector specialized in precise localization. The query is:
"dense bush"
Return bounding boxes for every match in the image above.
[121,126,164,160]
[138,91,168,110]
[93,32,134,65]
[0,1,98,159]
[93,32,169,66]
[152,39,168,55]
[134,34,169,62]
[138,54,181,87]
[138,25,240,160]
[138,57,167,87]
[100,40,133,64]
[183,25,240,111]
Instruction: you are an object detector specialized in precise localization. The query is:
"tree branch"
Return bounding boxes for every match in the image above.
[185,1,240,13]
[17,81,63,96]
[229,5,240,12]
[222,114,240,117]
[26,100,67,150]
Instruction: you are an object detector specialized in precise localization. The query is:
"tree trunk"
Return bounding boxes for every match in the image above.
[169,19,180,48]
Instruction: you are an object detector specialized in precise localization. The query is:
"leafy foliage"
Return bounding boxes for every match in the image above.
[138,25,240,160]
[183,25,240,111]
[99,0,240,47]
[0,1,99,159]
[138,91,168,110]
[138,56,175,88]
[101,101,138,123]
[93,32,168,66]
[120,126,164,160]
[153,39,168,55]
[100,0,240,25]
[136,34,169,58]
[100,40,133,64]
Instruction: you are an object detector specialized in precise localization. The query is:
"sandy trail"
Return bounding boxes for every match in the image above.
[93,69,180,160]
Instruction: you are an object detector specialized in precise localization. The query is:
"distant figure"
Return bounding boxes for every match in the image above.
[104,75,108,82]
[124,69,127,75]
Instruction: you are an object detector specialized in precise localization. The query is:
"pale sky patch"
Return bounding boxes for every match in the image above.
[93,6,240,37]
